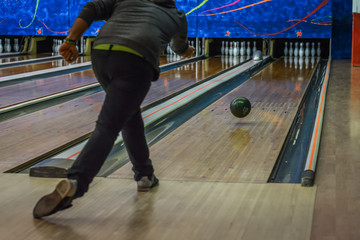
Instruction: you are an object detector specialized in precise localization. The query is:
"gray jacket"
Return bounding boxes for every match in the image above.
[78,0,189,73]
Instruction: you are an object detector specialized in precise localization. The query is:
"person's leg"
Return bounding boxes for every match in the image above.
[121,109,154,181]
[33,51,154,218]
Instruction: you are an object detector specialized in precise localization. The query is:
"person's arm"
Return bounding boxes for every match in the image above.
[169,13,195,59]
[59,18,89,63]
[180,45,195,59]
[59,0,116,63]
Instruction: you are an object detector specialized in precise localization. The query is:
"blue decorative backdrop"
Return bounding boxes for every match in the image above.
[0,0,332,38]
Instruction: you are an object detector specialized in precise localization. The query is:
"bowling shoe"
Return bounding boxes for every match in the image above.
[33,179,77,218]
[137,175,159,192]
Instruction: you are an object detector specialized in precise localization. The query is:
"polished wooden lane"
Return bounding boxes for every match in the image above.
[0,56,241,172]
[111,58,319,183]
[0,53,54,64]
[0,56,188,109]
[0,69,96,109]
[0,173,316,240]
[0,56,91,78]
[311,60,360,240]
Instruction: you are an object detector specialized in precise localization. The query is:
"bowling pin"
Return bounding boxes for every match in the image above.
[240,42,245,56]
[221,41,225,55]
[14,38,19,52]
[4,38,11,53]
[317,42,321,58]
[0,39,3,53]
[299,42,304,58]
[246,41,251,56]
[289,42,293,57]
[252,41,257,55]
[53,39,57,53]
[168,46,172,55]
[225,41,229,56]
[233,42,239,56]
[311,42,316,57]
[294,56,298,69]
[229,42,233,56]
[294,42,299,57]
[284,42,288,56]
[305,42,310,57]
[198,40,202,55]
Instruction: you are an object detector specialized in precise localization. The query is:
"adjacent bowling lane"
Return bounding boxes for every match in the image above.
[110,57,319,183]
[0,56,91,78]
[0,55,190,109]
[0,56,243,172]
[0,53,54,64]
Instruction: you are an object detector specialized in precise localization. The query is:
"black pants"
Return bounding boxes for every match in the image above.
[67,50,155,198]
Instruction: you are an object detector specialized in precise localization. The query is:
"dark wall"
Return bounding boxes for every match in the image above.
[331,0,353,59]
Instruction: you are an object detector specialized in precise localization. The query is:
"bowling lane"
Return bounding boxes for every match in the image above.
[0,53,54,64]
[0,56,239,112]
[110,57,319,183]
[0,56,91,78]
[0,56,243,172]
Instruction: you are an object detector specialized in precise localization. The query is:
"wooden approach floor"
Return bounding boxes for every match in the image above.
[311,60,360,240]
[0,173,316,240]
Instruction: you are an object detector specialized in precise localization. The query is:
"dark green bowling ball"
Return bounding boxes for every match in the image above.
[230,97,251,118]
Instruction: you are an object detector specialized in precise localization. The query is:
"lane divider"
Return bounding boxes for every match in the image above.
[0,55,63,69]
[301,58,331,187]
[0,62,92,83]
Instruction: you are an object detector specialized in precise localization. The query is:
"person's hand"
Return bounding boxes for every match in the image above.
[181,45,196,59]
[59,43,79,63]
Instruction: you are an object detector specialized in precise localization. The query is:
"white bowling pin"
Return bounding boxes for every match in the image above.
[5,38,11,52]
[284,42,288,56]
[53,39,57,53]
[311,42,316,57]
[229,42,233,56]
[299,42,304,57]
[240,42,245,56]
[246,41,251,56]
[233,42,239,56]
[294,42,299,57]
[14,38,19,52]
[289,42,293,57]
[252,41,257,55]
[221,41,225,55]
[0,39,3,53]
[225,41,229,56]
[305,42,310,57]
[317,42,321,58]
